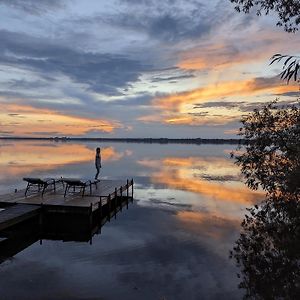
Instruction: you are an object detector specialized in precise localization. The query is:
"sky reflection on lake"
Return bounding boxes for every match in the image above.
[0,140,262,299]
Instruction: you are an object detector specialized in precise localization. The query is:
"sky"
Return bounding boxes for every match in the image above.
[0,0,299,138]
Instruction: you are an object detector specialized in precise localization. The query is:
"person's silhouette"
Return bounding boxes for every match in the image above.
[95,147,101,180]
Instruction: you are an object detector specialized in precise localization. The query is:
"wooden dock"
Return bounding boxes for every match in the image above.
[0,178,134,232]
[0,204,40,231]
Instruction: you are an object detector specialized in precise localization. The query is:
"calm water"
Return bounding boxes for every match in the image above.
[0,140,262,300]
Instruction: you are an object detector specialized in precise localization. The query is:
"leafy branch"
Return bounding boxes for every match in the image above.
[230,0,300,33]
[270,54,300,83]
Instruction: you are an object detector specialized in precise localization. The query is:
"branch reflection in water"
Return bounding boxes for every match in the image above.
[230,193,300,299]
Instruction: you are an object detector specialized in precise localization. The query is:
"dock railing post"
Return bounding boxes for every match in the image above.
[120,186,123,211]
[99,197,102,233]
[89,203,93,231]
[39,203,43,241]
[108,194,111,221]
[126,179,129,208]
[114,187,117,219]
[131,178,134,202]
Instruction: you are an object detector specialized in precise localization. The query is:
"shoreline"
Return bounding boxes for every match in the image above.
[0,137,243,145]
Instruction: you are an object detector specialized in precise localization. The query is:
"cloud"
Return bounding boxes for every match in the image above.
[109,94,153,107]
[275,91,300,97]
[0,103,123,137]
[0,30,150,96]
[0,0,66,15]
[136,76,298,127]
[194,98,299,112]
[7,79,49,89]
[153,76,298,112]
[86,0,218,43]
[151,74,195,83]
[193,101,243,109]
[177,29,300,71]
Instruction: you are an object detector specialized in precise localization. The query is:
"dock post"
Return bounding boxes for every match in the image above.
[89,202,93,237]
[108,194,111,221]
[114,187,117,219]
[131,178,134,202]
[126,179,129,208]
[98,198,102,233]
[120,186,123,211]
[39,203,43,242]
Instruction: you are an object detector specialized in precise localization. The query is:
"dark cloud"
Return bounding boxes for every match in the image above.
[0,0,66,15]
[0,89,44,100]
[74,1,225,43]
[8,79,48,89]
[194,99,299,112]
[151,74,195,82]
[0,30,150,95]
[106,13,211,43]
[247,76,282,90]
[193,101,245,109]
[275,91,300,97]
[188,111,210,116]
[200,174,241,181]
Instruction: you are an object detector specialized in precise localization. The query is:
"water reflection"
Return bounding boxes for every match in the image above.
[230,194,300,299]
[0,195,133,265]
[138,156,263,206]
[0,140,262,299]
[0,142,128,177]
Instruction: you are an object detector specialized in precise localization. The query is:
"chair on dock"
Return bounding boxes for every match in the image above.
[62,178,98,197]
[23,177,58,196]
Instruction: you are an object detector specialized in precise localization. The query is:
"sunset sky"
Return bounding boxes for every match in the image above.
[0,0,299,138]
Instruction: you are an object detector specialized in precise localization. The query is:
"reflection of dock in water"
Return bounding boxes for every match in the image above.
[0,179,134,264]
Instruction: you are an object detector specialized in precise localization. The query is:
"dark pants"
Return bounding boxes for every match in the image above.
[95,166,101,179]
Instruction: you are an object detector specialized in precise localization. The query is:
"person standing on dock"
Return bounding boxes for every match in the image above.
[95,147,102,180]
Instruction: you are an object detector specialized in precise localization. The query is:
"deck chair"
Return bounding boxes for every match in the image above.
[23,177,57,196]
[62,178,95,197]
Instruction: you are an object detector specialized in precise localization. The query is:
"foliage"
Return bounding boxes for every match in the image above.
[270,54,300,83]
[232,100,300,195]
[230,0,300,32]
[230,194,300,299]
[231,101,300,298]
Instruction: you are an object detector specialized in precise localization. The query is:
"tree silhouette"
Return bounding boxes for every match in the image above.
[230,0,300,33]
[229,3,300,297]
[231,101,300,298]
[232,101,300,195]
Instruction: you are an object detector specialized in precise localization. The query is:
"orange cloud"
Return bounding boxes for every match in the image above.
[138,110,240,126]
[177,30,300,71]
[163,114,239,126]
[0,103,122,136]
[153,78,298,112]
[137,75,298,127]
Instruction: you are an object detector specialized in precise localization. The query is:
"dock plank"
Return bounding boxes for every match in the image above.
[0,204,40,231]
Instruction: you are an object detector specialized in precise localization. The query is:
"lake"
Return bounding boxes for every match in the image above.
[0,140,262,299]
